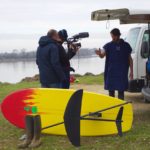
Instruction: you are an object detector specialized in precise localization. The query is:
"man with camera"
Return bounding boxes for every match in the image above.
[95,28,133,100]
[57,29,79,89]
[36,29,66,88]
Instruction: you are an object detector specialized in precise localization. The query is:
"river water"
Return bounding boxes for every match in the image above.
[0,57,105,83]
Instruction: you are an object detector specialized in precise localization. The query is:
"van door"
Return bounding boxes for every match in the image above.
[126,27,141,79]
[138,30,149,79]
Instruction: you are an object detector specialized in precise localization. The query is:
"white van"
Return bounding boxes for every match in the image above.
[126,25,149,92]
[91,8,150,93]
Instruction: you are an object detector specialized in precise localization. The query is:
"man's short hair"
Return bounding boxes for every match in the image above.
[110,28,121,36]
[47,29,57,38]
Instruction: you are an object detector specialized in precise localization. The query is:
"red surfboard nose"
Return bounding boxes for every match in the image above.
[1,89,35,129]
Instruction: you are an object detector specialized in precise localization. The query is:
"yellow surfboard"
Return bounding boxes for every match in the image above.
[1,88,133,136]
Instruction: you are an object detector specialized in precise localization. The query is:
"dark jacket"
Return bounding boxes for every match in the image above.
[36,36,66,85]
[58,43,75,71]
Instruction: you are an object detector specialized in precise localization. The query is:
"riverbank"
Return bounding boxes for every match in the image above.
[20,73,104,84]
[1,75,150,150]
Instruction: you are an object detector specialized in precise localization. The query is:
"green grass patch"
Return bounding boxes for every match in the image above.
[75,73,104,85]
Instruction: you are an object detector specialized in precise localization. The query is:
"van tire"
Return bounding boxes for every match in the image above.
[144,97,150,103]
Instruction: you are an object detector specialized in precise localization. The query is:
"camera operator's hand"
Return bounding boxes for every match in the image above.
[69,44,79,53]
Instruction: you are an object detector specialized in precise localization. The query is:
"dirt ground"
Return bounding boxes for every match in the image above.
[71,84,150,112]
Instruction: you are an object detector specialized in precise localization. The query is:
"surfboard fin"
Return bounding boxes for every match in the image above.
[64,89,83,147]
[116,107,124,137]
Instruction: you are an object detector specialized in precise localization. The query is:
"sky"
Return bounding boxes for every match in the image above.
[0,0,150,52]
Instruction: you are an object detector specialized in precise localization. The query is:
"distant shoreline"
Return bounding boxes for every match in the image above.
[0,58,36,63]
[0,55,97,63]
[0,48,97,63]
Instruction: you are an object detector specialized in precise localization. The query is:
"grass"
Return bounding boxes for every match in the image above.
[76,73,104,85]
[0,74,150,150]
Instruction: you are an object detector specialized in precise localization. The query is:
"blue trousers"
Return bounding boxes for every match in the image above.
[61,70,70,89]
[41,83,62,88]
[109,90,124,100]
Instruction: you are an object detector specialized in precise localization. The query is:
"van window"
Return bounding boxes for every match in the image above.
[141,30,149,58]
[126,28,141,53]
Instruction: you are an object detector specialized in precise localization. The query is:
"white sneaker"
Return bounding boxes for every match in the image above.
[19,134,27,141]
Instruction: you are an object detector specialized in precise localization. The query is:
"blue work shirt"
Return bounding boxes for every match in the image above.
[103,39,132,91]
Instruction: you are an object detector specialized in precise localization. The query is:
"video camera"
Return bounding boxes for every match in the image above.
[67,32,89,48]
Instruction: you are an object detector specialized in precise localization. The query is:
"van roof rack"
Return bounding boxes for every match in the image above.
[91,8,150,24]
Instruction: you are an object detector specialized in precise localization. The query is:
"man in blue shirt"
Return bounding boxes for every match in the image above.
[95,28,133,100]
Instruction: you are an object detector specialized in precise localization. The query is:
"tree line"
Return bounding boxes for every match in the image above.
[0,48,96,62]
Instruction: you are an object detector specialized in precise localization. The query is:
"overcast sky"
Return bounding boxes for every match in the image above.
[0,0,150,52]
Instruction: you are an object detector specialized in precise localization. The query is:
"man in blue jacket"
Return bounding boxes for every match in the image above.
[36,29,66,88]
[95,28,133,100]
